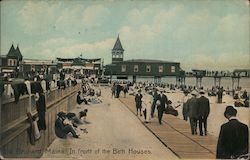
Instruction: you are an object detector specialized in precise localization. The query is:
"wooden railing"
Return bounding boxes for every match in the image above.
[0,83,81,158]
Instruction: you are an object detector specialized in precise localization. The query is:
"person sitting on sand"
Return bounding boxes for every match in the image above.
[55,112,79,139]
[79,109,88,122]
[77,91,88,105]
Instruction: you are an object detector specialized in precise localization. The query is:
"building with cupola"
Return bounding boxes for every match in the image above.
[105,35,182,82]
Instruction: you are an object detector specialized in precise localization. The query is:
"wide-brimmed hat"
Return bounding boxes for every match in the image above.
[191,90,198,96]
[199,90,205,94]
[224,106,237,118]
[57,111,66,118]
[158,88,164,92]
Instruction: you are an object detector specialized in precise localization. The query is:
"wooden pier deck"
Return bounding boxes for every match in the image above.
[119,95,218,159]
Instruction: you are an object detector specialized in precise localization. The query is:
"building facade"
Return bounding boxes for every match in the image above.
[105,36,181,79]
[0,45,57,79]
[0,44,23,77]
[56,57,102,77]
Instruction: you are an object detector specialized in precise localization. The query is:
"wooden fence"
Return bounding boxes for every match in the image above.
[0,84,81,158]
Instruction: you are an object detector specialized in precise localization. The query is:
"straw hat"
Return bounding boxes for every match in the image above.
[191,90,198,96]
[199,90,205,94]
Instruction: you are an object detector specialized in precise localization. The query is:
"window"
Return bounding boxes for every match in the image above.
[13,60,16,66]
[121,65,126,72]
[8,59,13,66]
[159,65,163,73]
[134,65,138,72]
[146,65,151,72]
[171,66,176,73]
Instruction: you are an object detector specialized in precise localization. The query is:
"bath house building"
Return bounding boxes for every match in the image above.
[105,36,181,82]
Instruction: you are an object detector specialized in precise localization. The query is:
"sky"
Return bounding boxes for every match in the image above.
[1,0,249,71]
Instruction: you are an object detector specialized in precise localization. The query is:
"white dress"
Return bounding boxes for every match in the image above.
[142,94,152,122]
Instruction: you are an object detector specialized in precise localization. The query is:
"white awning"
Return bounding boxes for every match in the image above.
[2,69,14,73]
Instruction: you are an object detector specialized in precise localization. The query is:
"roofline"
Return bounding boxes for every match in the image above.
[122,59,180,64]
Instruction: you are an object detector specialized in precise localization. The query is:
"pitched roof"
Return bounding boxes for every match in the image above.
[7,44,23,58]
[7,44,16,57]
[15,45,23,58]
[112,35,124,51]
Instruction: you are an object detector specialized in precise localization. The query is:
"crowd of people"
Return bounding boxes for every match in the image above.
[122,81,249,159]
[131,82,210,136]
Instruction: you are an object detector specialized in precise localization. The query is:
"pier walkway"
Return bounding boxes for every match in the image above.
[42,87,178,160]
[119,95,218,159]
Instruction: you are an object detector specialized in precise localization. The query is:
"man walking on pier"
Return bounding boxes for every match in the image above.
[197,90,210,136]
[187,90,199,135]
[157,89,168,125]
[182,91,190,121]
[216,106,249,159]
[150,88,159,118]
[135,89,143,116]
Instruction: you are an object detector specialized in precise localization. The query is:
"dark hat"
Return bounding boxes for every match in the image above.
[184,90,189,94]
[57,111,66,118]
[224,106,237,118]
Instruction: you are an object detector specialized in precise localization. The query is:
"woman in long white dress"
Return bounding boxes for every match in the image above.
[142,91,153,123]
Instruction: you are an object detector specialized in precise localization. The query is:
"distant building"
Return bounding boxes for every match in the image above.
[56,57,102,77]
[0,44,23,77]
[105,35,181,81]
[0,44,57,79]
[19,59,57,79]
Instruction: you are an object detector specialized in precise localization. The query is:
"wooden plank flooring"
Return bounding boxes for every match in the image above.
[119,95,217,159]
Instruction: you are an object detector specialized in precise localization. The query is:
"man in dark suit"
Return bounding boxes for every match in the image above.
[216,106,249,159]
[187,90,199,135]
[77,91,88,105]
[157,89,168,125]
[135,89,143,116]
[36,92,46,130]
[150,88,159,118]
[197,90,210,136]
[55,112,79,139]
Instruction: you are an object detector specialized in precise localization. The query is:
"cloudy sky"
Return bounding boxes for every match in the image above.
[1,0,249,71]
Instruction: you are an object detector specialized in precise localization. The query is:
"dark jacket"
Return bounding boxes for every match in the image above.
[36,94,46,130]
[216,119,249,159]
[11,83,28,103]
[77,94,82,105]
[157,94,168,111]
[187,97,199,118]
[55,118,66,138]
[135,94,143,108]
[31,82,43,94]
[152,91,159,106]
[36,94,46,112]
[197,96,210,117]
